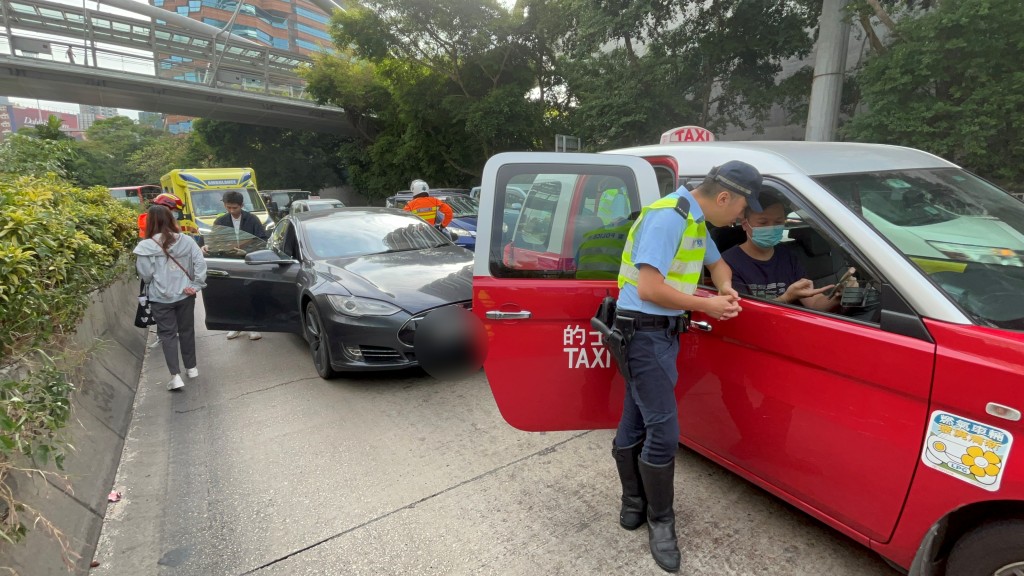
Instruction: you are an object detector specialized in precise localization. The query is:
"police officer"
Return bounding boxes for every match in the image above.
[612,160,762,572]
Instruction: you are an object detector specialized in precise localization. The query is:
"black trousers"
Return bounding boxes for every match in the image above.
[151,296,197,376]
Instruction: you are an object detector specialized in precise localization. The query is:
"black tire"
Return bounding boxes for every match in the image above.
[304,302,337,379]
[946,519,1024,576]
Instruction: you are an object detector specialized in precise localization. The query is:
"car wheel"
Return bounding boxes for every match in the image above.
[946,519,1024,576]
[304,302,337,379]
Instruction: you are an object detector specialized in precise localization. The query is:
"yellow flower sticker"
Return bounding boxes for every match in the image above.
[922,411,1013,492]
[960,445,1001,478]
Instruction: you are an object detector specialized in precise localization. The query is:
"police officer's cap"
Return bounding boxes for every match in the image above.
[709,161,763,212]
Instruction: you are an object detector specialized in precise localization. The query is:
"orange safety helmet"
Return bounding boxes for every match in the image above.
[152,193,184,211]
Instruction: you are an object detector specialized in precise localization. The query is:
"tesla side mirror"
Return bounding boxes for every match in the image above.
[245,250,295,266]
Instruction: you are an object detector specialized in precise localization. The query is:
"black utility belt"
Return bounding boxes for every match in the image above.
[614,311,688,331]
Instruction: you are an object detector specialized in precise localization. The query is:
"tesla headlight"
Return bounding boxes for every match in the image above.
[927,241,1024,267]
[326,295,402,317]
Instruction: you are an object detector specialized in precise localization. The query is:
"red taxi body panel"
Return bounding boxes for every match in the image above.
[873,320,1024,567]
[474,149,1024,571]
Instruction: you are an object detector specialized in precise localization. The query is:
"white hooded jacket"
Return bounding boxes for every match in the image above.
[133,233,208,304]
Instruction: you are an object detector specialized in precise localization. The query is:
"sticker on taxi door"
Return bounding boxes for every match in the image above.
[921,410,1013,492]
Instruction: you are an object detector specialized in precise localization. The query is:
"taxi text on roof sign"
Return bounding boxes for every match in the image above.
[659,125,716,144]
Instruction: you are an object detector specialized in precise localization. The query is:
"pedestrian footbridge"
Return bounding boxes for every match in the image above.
[0,0,350,133]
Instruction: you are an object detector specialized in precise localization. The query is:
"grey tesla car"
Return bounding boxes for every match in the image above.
[201,207,473,378]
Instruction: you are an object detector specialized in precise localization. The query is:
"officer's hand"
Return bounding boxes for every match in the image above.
[703,294,742,321]
[784,278,831,301]
[719,285,741,300]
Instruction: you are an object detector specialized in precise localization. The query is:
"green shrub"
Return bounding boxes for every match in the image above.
[0,173,137,365]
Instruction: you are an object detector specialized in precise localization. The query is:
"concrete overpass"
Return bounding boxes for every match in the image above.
[0,0,352,134]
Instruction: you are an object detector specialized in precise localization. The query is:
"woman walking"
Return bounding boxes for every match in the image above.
[134,203,207,391]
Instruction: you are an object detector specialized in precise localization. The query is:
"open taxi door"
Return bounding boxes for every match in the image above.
[473,152,660,432]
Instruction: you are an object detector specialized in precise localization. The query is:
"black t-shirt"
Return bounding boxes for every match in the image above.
[722,244,806,299]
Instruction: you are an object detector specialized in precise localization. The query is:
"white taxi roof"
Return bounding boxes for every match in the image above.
[605,141,956,177]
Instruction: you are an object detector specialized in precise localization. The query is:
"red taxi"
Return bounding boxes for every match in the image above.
[469,142,1024,575]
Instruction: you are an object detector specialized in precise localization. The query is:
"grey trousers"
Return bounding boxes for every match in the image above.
[151,296,197,376]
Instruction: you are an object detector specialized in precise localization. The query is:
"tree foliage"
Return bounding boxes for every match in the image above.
[843,0,1024,191]
[303,0,546,199]
[73,117,163,187]
[191,119,346,192]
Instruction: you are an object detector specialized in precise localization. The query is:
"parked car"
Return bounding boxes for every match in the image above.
[201,208,472,377]
[289,199,346,215]
[459,142,1024,575]
[263,190,312,221]
[385,190,479,251]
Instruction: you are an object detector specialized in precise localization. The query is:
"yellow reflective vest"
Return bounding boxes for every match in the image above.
[576,220,634,280]
[618,196,707,295]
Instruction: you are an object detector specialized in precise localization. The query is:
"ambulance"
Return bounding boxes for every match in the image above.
[453,126,1024,576]
[160,168,270,233]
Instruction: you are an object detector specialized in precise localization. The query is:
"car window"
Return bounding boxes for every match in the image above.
[709,181,885,325]
[191,189,264,217]
[490,166,640,279]
[654,166,677,197]
[203,226,268,259]
[445,195,479,217]
[301,212,448,259]
[816,168,1024,329]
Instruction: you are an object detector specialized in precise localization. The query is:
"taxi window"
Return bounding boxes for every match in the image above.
[712,181,884,325]
[490,164,640,279]
[654,166,677,197]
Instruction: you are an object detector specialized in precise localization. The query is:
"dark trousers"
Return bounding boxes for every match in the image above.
[151,297,197,376]
[614,328,680,465]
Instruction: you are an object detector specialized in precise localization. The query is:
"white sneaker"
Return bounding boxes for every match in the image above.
[186,367,199,379]
[167,374,185,391]
[248,332,263,341]
[148,337,161,349]
[226,331,241,339]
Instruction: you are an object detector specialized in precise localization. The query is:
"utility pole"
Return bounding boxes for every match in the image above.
[805,0,850,142]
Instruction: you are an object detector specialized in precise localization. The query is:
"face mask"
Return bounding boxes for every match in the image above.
[750,224,784,248]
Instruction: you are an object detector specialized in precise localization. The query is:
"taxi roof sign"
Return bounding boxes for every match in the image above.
[660,125,715,144]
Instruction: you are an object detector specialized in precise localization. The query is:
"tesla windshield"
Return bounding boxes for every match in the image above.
[816,168,1024,329]
[303,213,448,259]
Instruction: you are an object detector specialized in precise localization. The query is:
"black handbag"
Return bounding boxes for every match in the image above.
[134,280,156,328]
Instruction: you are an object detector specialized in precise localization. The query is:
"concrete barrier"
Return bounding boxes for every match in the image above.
[1,273,146,575]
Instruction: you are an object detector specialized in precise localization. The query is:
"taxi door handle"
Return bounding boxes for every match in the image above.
[689,320,712,332]
[486,310,532,320]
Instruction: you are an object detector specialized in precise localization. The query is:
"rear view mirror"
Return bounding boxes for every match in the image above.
[511,203,522,210]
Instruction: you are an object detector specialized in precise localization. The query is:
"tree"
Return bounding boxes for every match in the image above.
[553,0,820,148]
[127,133,212,184]
[73,117,163,186]
[191,120,345,192]
[843,0,1024,192]
[19,115,73,141]
[0,133,77,179]
[302,0,545,199]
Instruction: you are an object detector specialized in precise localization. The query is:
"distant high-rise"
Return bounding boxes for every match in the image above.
[80,105,119,131]
[138,111,165,131]
[153,0,337,58]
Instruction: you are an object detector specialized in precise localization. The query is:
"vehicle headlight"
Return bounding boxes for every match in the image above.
[927,241,1024,267]
[326,295,402,317]
[448,226,476,238]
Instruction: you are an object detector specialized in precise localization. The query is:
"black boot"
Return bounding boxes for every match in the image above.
[612,440,647,530]
[638,458,681,572]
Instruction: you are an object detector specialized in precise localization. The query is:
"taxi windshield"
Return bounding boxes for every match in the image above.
[191,189,266,217]
[816,168,1024,329]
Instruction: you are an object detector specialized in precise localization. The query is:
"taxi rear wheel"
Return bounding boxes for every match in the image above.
[304,302,337,380]
[946,519,1024,576]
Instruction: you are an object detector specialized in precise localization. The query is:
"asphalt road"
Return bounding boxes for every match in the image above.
[94,297,900,576]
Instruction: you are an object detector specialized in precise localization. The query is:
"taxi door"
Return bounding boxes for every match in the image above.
[474,153,660,431]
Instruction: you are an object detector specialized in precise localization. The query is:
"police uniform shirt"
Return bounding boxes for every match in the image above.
[617,188,721,316]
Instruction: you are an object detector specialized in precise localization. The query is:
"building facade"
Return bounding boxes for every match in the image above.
[80,105,119,131]
[152,0,336,57]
